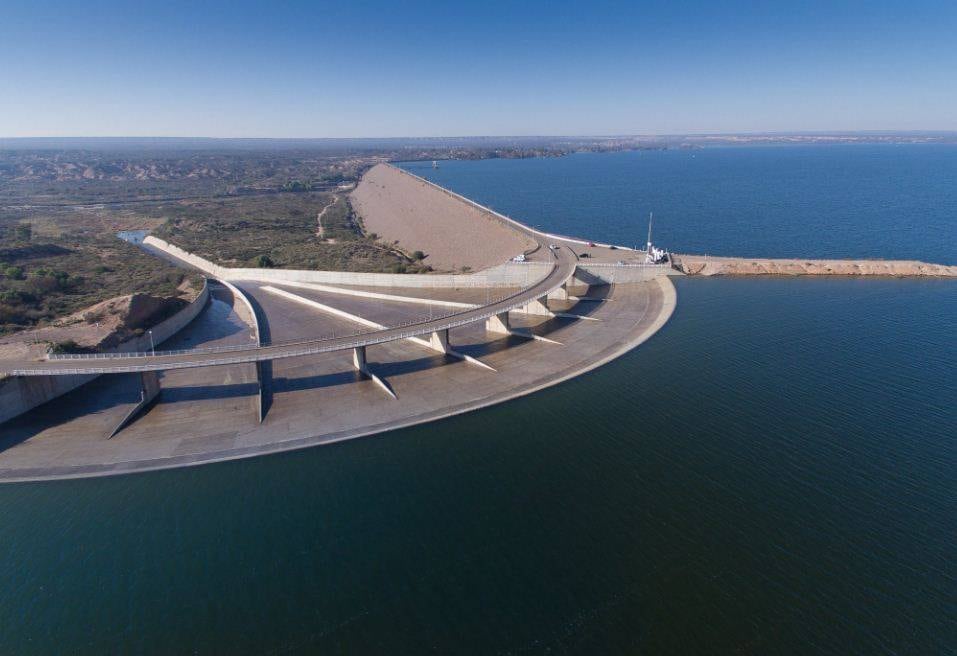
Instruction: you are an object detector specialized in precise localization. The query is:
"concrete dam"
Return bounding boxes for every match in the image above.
[0,165,678,482]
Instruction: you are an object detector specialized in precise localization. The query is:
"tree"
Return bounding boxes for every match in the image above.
[251,254,275,268]
[3,266,25,280]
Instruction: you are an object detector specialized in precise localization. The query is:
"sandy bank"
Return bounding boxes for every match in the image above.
[673,254,957,277]
[350,163,536,272]
[0,284,199,362]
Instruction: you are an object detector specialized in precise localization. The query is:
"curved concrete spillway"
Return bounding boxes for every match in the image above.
[0,276,676,482]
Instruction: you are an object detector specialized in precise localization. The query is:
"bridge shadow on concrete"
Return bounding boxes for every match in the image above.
[157,381,262,404]
[272,369,361,394]
[367,352,454,379]
[451,333,527,358]
[0,288,261,450]
[0,373,143,451]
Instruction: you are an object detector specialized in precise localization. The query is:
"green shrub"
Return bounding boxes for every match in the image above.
[250,254,275,268]
[3,266,24,280]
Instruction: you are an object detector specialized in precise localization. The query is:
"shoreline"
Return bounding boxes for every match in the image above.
[672,254,957,277]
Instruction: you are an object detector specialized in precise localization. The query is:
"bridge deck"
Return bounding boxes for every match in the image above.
[3,240,575,376]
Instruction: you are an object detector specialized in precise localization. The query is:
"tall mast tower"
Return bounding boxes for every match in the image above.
[646,212,654,254]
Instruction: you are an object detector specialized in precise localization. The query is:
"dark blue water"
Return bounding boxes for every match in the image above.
[402,145,957,264]
[1,149,955,654]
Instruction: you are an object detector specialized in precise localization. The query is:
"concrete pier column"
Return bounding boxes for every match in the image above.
[547,282,569,301]
[351,345,397,399]
[255,361,266,424]
[140,370,160,400]
[352,346,367,370]
[429,329,450,353]
[485,311,511,334]
[108,370,161,438]
[521,295,552,316]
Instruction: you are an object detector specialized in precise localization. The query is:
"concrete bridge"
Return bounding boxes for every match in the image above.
[3,243,577,378]
[1,229,591,436]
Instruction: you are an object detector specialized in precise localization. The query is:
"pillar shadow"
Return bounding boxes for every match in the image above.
[366,352,452,378]
[0,372,142,451]
[156,381,262,403]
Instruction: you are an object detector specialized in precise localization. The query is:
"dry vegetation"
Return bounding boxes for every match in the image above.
[0,207,199,335]
[0,140,598,337]
[150,192,430,273]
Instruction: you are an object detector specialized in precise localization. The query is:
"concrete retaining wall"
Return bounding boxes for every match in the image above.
[142,236,552,288]
[576,263,675,284]
[216,279,261,345]
[0,280,210,425]
[214,278,266,423]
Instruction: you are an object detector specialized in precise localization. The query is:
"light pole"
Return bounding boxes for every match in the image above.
[148,330,154,356]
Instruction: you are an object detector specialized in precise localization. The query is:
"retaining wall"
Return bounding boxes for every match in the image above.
[0,280,210,424]
[576,263,675,284]
[215,279,261,345]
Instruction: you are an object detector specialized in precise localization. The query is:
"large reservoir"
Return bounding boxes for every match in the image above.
[1,146,954,654]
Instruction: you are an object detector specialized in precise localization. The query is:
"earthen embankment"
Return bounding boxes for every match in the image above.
[351,163,536,272]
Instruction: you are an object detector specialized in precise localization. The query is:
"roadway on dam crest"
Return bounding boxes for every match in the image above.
[0,277,676,482]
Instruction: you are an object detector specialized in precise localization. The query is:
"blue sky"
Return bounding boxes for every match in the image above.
[2,0,956,137]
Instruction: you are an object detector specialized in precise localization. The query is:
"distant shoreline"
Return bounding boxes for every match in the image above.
[5,133,957,152]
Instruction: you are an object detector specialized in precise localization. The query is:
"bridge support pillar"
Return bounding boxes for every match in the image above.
[352,346,367,370]
[521,295,552,316]
[352,346,397,399]
[108,370,161,439]
[255,361,266,423]
[429,329,450,354]
[485,311,511,334]
[547,282,569,301]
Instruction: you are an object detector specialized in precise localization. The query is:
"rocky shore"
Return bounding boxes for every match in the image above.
[672,254,957,277]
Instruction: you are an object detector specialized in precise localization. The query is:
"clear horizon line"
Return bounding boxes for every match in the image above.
[4,130,957,141]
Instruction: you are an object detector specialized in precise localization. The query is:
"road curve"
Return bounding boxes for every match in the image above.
[2,242,576,376]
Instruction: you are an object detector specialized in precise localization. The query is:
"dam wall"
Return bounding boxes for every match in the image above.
[143,236,553,288]
[0,280,210,425]
[389,164,640,252]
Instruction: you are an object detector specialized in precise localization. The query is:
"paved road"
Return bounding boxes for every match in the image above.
[2,243,576,376]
